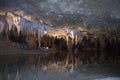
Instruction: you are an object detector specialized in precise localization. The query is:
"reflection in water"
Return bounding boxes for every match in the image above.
[0,51,120,80]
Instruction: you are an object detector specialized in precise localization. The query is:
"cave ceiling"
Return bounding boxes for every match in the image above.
[0,0,120,31]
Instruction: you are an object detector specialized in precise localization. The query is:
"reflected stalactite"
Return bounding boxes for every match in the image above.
[14,70,19,80]
[7,73,10,80]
